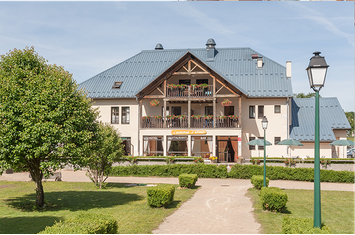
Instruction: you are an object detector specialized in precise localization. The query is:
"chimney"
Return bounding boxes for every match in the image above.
[286,61,291,78]
[257,57,263,68]
[206,38,217,61]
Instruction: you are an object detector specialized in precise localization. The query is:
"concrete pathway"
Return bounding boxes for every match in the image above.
[1,170,354,234]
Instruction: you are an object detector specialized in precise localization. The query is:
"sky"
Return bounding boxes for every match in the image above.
[0,1,354,111]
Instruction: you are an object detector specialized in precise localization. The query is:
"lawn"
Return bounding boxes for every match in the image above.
[247,187,355,234]
[0,181,198,234]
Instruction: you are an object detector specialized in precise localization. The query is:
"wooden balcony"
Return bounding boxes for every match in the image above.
[166,85,213,98]
[141,116,240,129]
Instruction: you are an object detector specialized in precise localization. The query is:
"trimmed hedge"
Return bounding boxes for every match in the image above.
[251,175,269,190]
[260,187,288,212]
[109,164,354,183]
[282,216,331,234]
[39,213,118,234]
[179,174,198,188]
[147,184,175,207]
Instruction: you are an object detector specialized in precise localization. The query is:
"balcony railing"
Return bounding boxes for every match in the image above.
[141,116,240,129]
[166,85,213,98]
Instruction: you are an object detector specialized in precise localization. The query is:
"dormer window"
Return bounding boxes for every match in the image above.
[112,81,122,89]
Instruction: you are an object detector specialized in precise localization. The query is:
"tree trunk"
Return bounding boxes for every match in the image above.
[30,171,44,207]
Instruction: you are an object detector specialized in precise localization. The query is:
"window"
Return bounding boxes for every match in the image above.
[167,136,188,156]
[258,105,264,118]
[224,106,234,116]
[171,106,181,116]
[111,107,119,124]
[205,106,213,116]
[249,106,255,119]
[275,137,281,145]
[191,136,213,158]
[144,136,163,156]
[196,79,208,84]
[112,81,122,89]
[258,137,264,150]
[274,105,281,113]
[121,137,131,155]
[122,107,130,124]
[249,137,256,150]
[179,79,191,85]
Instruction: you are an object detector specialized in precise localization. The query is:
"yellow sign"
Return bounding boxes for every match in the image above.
[171,130,207,135]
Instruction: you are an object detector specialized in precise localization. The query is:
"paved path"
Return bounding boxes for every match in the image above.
[1,170,354,234]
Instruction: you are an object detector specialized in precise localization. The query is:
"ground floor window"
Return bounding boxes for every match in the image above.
[191,136,213,158]
[143,136,163,156]
[121,137,131,156]
[167,136,188,156]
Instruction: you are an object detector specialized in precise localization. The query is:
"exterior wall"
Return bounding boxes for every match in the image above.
[92,99,139,156]
[241,97,290,158]
[289,143,332,158]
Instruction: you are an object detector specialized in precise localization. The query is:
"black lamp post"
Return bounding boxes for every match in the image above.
[306,51,329,228]
[261,116,268,187]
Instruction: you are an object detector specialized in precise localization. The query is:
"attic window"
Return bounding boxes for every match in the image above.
[112,81,122,89]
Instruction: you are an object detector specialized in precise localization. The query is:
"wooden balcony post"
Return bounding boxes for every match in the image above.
[239,96,242,128]
[213,77,216,128]
[163,99,167,128]
[188,100,191,128]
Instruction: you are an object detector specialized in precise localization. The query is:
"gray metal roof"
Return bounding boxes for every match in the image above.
[79,46,293,99]
[290,98,351,142]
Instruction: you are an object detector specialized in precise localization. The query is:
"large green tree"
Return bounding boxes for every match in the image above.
[293,92,321,98]
[85,122,123,189]
[0,47,99,207]
[345,111,354,137]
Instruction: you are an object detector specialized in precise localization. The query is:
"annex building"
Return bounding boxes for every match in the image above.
[79,39,351,162]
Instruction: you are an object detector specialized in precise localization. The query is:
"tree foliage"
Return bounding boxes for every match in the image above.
[293,92,321,98]
[85,122,123,189]
[0,47,99,207]
[345,111,354,137]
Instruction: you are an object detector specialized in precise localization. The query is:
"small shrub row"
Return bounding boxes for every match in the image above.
[251,175,269,190]
[179,174,198,188]
[147,184,175,207]
[282,216,331,234]
[260,187,288,212]
[109,164,354,183]
[39,213,118,234]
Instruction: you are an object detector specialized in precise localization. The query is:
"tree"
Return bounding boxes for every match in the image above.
[345,111,354,137]
[293,92,321,98]
[0,47,99,207]
[85,122,124,189]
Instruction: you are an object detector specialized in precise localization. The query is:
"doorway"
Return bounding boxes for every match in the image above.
[216,136,238,162]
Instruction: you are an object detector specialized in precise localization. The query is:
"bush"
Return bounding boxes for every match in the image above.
[260,187,288,212]
[282,216,331,234]
[39,213,118,234]
[179,174,198,188]
[251,175,269,190]
[147,184,175,207]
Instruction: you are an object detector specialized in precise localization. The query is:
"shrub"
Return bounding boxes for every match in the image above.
[179,174,198,188]
[251,175,269,190]
[39,213,118,234]
[282,216,331,234]
[147,184,175,207]
[260,187,288,212]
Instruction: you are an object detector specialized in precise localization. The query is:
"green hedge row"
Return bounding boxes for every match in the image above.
[39,213,118,234]
[110,164,354,183]
[282,216,331,234]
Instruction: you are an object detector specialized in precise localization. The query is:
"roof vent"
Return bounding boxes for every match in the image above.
[252,54,258,59]
[155,43,163,50]
[206,38,217,61]
[112,81,122,89]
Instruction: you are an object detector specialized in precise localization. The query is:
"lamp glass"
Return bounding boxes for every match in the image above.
[261,116,268,130]
[309,67,327,87]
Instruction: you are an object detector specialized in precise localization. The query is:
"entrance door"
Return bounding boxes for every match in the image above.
[216,136,238,162]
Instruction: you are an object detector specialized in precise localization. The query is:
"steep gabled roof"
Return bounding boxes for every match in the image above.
[290,98,351,142]
[79,45,293,99]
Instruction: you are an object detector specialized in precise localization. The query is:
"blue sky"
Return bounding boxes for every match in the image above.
[0,1,353,111]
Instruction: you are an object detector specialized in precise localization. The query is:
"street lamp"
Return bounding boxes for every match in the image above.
[306,51,329,228]
[261,116,268,187]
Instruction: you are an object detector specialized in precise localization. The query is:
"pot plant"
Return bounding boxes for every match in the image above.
[221,99,232,107]
[150,99,160,107]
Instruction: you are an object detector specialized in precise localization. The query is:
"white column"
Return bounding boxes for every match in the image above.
[188,135,192,157]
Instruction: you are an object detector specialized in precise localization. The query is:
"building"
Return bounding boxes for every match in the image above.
[79,38,351,161]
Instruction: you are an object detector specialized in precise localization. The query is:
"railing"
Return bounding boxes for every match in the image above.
[141,116,239,129]
[166,85,213,98]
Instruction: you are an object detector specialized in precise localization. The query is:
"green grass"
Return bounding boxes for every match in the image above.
[247,187,355,234]
[0,181,198,234]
